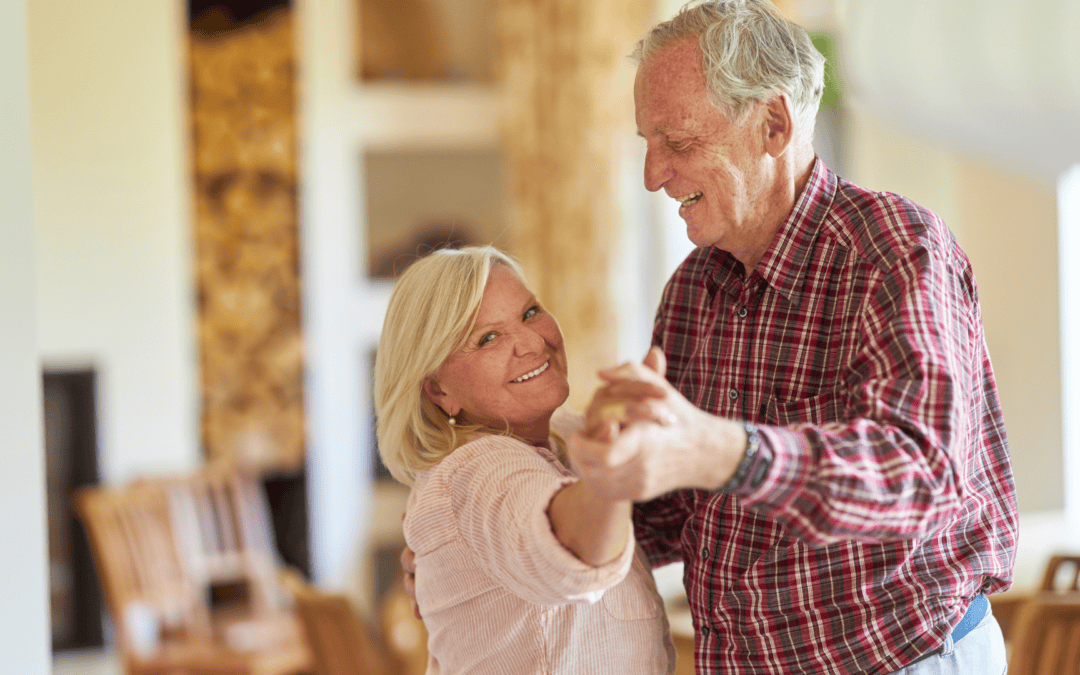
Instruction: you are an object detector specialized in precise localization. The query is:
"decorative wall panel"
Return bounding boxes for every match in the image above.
[498,0,654,408]
[190,8,306,472]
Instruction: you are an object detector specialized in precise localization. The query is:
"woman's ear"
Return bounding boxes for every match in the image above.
[423,377,453,416]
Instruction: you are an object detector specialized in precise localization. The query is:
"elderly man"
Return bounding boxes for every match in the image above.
[570,0,1018,673]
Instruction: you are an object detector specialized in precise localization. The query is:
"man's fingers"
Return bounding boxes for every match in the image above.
[598,359,664,384]
[400,545,421,620]
[400,545,416,574]
[568,430,616,468]
[599,379,668,400]
[595,400,676,428]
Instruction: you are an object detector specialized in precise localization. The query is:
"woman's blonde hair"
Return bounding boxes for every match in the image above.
[374,246,530,486]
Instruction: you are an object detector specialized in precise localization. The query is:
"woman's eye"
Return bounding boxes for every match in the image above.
[478,332,497,347]
[523,305,540,320]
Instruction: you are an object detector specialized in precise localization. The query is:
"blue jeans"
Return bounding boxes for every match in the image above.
[888,605,1008,675]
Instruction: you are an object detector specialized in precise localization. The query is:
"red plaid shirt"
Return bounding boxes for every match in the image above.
[635,159,1018,674]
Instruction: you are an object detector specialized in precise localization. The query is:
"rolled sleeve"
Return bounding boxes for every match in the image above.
[447,437,634,605]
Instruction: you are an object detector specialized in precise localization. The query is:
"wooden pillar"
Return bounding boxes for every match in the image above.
[189,8,306,472]
[498,0,655,408]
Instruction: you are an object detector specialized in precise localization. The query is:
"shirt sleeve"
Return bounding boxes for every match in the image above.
[738,241,1002,546]
[446,436,635,605]
[633,492,691,568]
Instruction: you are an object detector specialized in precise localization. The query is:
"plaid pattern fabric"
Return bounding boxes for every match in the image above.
[634,159,1018,674]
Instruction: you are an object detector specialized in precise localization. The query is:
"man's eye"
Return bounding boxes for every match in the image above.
[478,332,497,346]
[523,305,540,320]
[668,140,691,152]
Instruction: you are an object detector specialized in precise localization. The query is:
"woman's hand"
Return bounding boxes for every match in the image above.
[400,544,421,620]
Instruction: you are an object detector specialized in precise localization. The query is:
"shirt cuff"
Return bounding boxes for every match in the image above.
[731,424,809,507]
[530,476,635,603]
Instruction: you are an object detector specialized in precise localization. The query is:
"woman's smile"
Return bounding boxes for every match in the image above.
[427,264,570,443]
[512,360,550,383]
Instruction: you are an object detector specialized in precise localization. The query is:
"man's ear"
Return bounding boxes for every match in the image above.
[762,94,795,158]
[423,377,454,416]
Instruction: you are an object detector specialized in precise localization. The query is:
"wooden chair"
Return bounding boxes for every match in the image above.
[1040,554,1080,593]
[287,575,403,675]
[1008,594,1080,675]
[76,480,311,675]
[994,553,1080,643]
[162,465,305,652]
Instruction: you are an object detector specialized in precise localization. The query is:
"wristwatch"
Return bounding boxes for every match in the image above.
[718,421,764,493]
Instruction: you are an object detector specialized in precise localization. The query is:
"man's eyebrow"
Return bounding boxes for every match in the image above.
[637,126,671,139]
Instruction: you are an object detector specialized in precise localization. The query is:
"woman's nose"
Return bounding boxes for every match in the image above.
[513,327,546,356]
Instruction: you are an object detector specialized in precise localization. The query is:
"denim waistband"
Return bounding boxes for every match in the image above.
[906,593,990,668]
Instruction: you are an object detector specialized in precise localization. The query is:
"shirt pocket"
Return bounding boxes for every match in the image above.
[767,387,848,426]
[601,553,662,621]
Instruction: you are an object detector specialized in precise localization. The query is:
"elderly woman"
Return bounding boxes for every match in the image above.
[374,246,674,674]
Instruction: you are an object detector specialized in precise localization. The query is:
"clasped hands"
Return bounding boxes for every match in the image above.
[568,346,739,502]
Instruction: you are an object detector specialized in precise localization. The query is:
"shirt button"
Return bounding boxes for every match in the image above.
[728,389,739,401]
[701,547,710,559]
[701,626,711,638]
[737,306,748,318]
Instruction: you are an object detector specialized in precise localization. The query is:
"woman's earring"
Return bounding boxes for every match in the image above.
[448,415,457,426]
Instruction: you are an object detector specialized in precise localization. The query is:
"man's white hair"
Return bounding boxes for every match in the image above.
[633,0,826,143]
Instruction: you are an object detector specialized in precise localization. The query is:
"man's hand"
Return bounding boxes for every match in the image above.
[400,545,421,620]
[569,347,747,501]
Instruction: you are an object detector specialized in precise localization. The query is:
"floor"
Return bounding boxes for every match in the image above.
[53,649,121,675]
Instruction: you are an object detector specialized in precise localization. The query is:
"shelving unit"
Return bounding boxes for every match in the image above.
[298,0,506,613]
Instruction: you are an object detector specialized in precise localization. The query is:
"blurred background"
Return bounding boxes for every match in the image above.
[3,0,1079,673]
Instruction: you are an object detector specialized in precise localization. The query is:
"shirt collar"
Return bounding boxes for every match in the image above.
[702,157,837,302]
[753,157,837,302]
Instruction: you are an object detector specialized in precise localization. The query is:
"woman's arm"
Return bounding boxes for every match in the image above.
[548,480,631,566]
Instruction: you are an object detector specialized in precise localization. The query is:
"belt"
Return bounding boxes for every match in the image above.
[908,593,989,666]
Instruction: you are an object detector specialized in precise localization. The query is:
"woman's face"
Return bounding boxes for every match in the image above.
[426,264,570,443]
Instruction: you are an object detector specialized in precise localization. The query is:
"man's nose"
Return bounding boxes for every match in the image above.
[643,145,673,192]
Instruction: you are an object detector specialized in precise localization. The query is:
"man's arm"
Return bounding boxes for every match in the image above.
[572,246,997,546]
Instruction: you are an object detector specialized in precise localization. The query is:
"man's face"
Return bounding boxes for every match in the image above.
[634,38,767,253]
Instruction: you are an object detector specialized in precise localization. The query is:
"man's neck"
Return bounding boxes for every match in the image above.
[739,149,815,273]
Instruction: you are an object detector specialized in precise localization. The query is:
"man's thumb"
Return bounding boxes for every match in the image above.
[643,346,667,377]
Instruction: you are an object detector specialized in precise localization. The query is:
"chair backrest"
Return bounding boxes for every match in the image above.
[163,464,284,616]
[1041,554,1080,592]
[380,579,428,675]
[290,580,402,675]
[1009,594,1080,675]
[75,483,210,657]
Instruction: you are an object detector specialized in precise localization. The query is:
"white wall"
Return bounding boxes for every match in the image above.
[839,0,1080,586]
[0,0,50,672]
[27,0,199,484]
[297,0,506,592]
